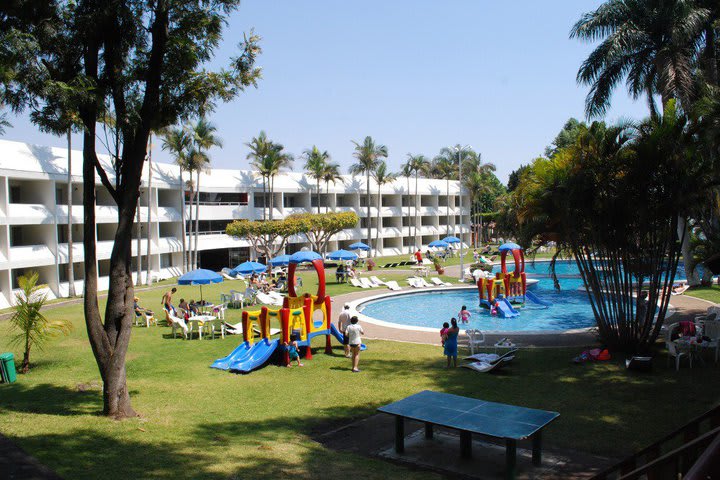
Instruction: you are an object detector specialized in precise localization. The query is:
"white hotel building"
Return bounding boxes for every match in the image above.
[0,139,469,308]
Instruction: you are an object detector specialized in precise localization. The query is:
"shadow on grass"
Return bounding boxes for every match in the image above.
[0,383,102,416]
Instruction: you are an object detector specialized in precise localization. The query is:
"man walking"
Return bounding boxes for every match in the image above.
[338,304,352,358]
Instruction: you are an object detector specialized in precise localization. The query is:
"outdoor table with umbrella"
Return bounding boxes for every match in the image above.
[178,269,224,339]
[442,236,461,257]
[327,249,358,283]
[231,261,267,277]
[349,242,370,251]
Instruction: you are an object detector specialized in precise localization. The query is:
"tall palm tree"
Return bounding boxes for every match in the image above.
[372,161,398,254]
[186,146,211,269]
[403,154,430,250]
[0,112,10,135]
[191,118,222,269]
[303,146,330,214]
[431,150,460,236]
[400,161,414,254]
[266,143,293,220]
[571,0,710,117]
[162,127,192,273]
[350,136,388,254]
[321,162,344,214]
[246,131,273,220]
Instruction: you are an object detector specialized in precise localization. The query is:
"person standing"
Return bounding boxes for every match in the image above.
[444,318,460,368]
[161,287,177,314]
[344,316,364,373]
[337,304,352,358]
[414,248,423,265]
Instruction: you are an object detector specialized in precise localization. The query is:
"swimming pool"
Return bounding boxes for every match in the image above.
[357,259,689,332]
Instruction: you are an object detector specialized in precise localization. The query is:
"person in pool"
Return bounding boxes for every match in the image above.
[458,305,471,324]
[444,318,460,368]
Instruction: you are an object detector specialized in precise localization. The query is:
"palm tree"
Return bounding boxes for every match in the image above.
[246,131,272,220]
[186,146,211,269]
[431,150,460,235]
[571,0,710,117]
[0,111,10,135]
[162,127,192,273]
[403,154,430,250]
[303,146,330,214]
[266,143,293,220]
[9,272,71,373]
[400,161,414,254]
[191,118,222,268]
[321,163,344,214]
[372,161,398,254]
[350,136,388,254]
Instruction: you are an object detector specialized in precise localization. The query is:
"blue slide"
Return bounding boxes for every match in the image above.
[496,298,520,318]
[330,324,367,350]
[525,290,552,307]
[211,338,279,373]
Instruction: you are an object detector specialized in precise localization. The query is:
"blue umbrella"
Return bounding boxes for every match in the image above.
[231,261,267,276]
[442,236,461,244]
[348,242,370,251]
[327,249,358,261]
[269,255,292,266]
[289,251,322,264]
[499,242,522,252]
[177,268,223,302]
[429,240,449,248]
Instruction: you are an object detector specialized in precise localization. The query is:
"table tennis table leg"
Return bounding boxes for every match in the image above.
[395,416,404,453]
[424,423,433,439]
[532,431,542,466]
[460,431,472,458]
[506,439,517,480]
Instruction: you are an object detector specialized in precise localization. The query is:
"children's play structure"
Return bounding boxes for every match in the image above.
[476,242,551,318]
[212,251,364,373]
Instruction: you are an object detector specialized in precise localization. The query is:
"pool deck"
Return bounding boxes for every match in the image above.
[332,265,716,348]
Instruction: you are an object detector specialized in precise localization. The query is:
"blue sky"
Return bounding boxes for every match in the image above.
[4,0,649,183]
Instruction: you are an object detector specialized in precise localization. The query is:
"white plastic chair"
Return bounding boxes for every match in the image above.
[165,309,188,340]
[700,319,720,363]
[213,302,228,320]
[666,340,691,371]
[142,311,156,327]
[466,329,485,355]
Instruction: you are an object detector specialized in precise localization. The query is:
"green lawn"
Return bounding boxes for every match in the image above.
[685,284,720,304]
[1,265,719,479]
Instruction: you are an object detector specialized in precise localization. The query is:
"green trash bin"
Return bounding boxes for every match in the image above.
[0,352,17,384]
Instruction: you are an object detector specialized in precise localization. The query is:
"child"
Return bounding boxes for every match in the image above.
[440,322,450,346]
[285,333,303,367]
[458,305,471,324]
[344,316,364,373]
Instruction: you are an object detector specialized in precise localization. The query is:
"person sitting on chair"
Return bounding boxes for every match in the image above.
[134,297,149,318]
[335,263,346,283]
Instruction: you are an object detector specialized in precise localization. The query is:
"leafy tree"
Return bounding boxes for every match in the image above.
[372,161,397,251]
[403,154,430,249]
[303,145,330,214]
[0,1,261,417]
[287,212,359,254]
[350,136,387,254]
[321,162,343,214]
[226,217,307,260]
[544,118,585,158]
[506,164,529,192]
[9,272,71,373]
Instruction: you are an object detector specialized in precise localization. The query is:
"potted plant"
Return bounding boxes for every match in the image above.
[433,257,444,275]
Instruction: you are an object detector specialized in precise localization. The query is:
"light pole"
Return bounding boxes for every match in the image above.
[454,144,471,282]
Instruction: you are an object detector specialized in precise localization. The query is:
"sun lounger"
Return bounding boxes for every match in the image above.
[418,278,433,287]
[671,284,690,295]
[407,278,420,288]
[385,280,401,291]
[370,276,386,286]
[382,263,393,268]
[430,277,451,287]
[464,349,518,365]
[461,359,508,373]
[350,278,368,288]
[256,292,283,306]
[390,263,399,268]
[359,277,375,288]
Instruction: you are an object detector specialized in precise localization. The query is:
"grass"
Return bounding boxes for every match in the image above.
[1,277,720,480]
[685,284,720,304]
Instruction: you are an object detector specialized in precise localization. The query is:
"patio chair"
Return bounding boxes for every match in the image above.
[418,278,433,287]
[461,360,507,373]
[212,302,228,320]
[406,278,421,288]
[241,288,257,307]
[666,340,691,371]
[208,318,225,340]
[142,310,156,328]
[165,308,188,340]
[465,329,485,355]
[351,278,368,288]
[385,280,401,291]
[369,276,386,286]
[256,292,283,306]
[700,319,720,363]
[465,348,517,364]
[382,263,393,268]
[359,277,375,288]
[430,277,451,287]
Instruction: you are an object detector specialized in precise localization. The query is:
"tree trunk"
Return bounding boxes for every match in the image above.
[187,178,194,271]
[269,175,274,220]
[82,128,136,419]
[415,172,419,249]
[678,216,701,286]
[146,134,153,285]
[325,181,330,214]
[179,169,187,273]
[194,169,200,269]
[406,176,411,254]
[22,337,30,373]
[316,179,321,214]
[366,172,372,255]
[446,178,451,236]
[262,176,267,221]
[67,129,76,296]
[376,185,381,255]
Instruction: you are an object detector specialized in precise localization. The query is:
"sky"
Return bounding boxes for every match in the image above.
[3,0,650,184]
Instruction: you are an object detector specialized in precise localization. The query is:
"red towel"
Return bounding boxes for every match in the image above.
[679,321,696,336]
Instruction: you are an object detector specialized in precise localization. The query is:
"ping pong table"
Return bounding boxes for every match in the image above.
[377,390,559,480]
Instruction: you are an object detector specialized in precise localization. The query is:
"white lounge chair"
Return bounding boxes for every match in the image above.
[256,292,283,306]
[267,291,285,304]
[385,280,401,291]
[351,278,368,289]
[461,360,507,373]
[418,278,433,287]
[406,278,420,288]
[430,277,451,287]
[359,277,375,288]
[370,276,386,286]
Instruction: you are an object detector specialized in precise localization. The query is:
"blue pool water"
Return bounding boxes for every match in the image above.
[358,260,695,332]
